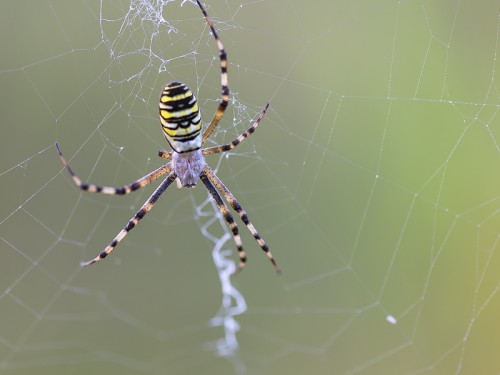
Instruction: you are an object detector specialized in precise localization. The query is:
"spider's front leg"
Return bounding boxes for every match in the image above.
[202,166,280,274]
[80,173,177,266]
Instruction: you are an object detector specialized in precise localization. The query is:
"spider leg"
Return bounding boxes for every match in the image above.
[199,171,247,273]
[80,173,177,267]
[158,150,172,159]
[202,166,281,273]
[196,0,229,144]
[202,103,269,156]
[56,143,171,195]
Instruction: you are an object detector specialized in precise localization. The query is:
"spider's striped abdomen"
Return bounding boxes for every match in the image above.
[159,82,202,153]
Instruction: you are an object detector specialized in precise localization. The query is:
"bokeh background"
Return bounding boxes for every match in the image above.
[1,0,499,374]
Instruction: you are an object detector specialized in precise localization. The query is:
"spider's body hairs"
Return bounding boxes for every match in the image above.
[171,149,204,188]
[56,0,280,274]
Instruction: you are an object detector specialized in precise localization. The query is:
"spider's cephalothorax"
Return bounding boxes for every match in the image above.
[159,82,202,154]
[56,0,280,274]
[171,149,204,188]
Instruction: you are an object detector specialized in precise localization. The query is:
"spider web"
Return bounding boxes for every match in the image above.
[1,0,499,374]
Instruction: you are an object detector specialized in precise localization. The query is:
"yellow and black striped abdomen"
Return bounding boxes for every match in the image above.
[159,82,202,153]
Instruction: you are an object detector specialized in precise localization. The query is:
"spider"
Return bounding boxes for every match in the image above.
[56,0,280,274]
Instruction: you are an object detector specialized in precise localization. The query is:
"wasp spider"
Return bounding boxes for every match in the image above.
[56,0,280,274]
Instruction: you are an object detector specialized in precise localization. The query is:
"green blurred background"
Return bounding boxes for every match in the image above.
[1,0,499,374]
